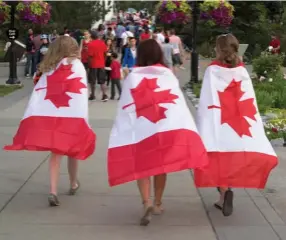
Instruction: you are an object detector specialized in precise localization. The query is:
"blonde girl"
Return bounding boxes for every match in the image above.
[39,36,83,206]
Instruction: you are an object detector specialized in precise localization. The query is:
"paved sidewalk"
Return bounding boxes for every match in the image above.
[0,64,286,240]
[0,78,216,239]
[178,65,286,240]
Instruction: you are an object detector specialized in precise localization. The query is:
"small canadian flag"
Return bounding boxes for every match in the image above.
[194,61,278,188]
[4,58,96,160]
[108,64,208,186]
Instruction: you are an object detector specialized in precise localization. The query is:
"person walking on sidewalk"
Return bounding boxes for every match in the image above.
[5,36,96,207]
[161,37,173,71]
[108,39,208,226]
[109,52,122,100]
[105,38,115,87]
[122,37,137,73]
[80,30,92,71]
[194,34,278,217]
[25,28,36,78]
[169,29,185,71]
[87,30,108,101]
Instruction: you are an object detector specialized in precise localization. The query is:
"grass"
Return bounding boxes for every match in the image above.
[0,84,23,97]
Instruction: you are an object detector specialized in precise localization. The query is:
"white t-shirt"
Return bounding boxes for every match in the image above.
[157,33,165,44]
[130,47,136,59]
[121,31,134,46]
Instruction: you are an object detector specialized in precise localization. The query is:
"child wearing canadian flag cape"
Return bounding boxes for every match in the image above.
[4,36,96,206]
[108,39,208,226]
[194,34,278,216]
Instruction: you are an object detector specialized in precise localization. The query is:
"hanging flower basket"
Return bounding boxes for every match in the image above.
[0,1,9,24]
[155,0,192,25]
[200,0,234,27]
[0,0,51,25]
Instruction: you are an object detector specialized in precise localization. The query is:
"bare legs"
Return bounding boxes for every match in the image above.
[154,174,167,213]
[67,157,79,189]
[48,153,79,206]
[49,153,62,195]
[137,174,167,225]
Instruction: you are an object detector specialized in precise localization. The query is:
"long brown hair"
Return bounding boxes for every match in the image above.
[39,36,80,73]
[216,34,240,67]
[136,39,165,67]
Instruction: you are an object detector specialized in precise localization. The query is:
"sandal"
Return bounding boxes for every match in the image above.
[48,194,60,207]
[140,202,153,226]
[68,181,80,196]
[222,190,234,217]
[153,201,164,215]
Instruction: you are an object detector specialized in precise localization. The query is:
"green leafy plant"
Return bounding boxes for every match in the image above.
[192,82,202,98]
[252,53,284,80]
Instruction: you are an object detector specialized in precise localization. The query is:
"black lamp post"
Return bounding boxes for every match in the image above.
[190,1,199,84]
[5,1,20,85]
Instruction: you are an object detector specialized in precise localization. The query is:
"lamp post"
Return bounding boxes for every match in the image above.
[5,1,20,85]
[190,0,199,84]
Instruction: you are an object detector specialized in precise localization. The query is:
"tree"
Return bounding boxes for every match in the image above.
[114,0,158,14]
[49,1,111,30]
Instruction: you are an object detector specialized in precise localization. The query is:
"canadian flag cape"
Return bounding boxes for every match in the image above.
[194,61,278,188]
[108,64,208,186]
[4,58,95,160]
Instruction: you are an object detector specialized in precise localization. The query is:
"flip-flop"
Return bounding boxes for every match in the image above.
[222,190,234,217]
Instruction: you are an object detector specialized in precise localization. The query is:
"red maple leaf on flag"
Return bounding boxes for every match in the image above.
[35,63,86,108]
[208,79,257,137]
[123,77,178,123]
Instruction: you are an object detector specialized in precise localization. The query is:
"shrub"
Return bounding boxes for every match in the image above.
[192,82,202,98]
[252,53,284,79]
[255,90,276,114]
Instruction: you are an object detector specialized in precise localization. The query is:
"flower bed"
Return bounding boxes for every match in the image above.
[0,0,51,24]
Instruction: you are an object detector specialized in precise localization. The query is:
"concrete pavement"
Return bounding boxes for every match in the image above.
[0,64,286,240]
[0,77,216,240]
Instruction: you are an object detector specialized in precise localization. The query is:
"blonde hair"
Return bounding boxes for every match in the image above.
[216,34,240,67]
[39,36,80,73]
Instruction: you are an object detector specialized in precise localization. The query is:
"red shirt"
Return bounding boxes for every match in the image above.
[88,39,107,68]
[140,32,150,41]
[81,40,89,63]
[110,60,121,79]
[269,38,281,54]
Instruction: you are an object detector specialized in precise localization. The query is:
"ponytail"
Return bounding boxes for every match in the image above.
[224,52,240,68]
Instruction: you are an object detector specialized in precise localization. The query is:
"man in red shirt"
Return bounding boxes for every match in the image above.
[269,34,281,54]
[87,30,108,101]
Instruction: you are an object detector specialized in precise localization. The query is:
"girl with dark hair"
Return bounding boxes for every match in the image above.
[136,39,165,67]
[97,24,105,40]
[108,39,208,226]
[105,38,115,86]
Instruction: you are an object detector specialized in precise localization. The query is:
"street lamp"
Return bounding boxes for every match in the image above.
[5,1,20,85]
[190,1,199,84]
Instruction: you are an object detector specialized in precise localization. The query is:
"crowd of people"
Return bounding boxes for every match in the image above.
[24,10,188,102]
